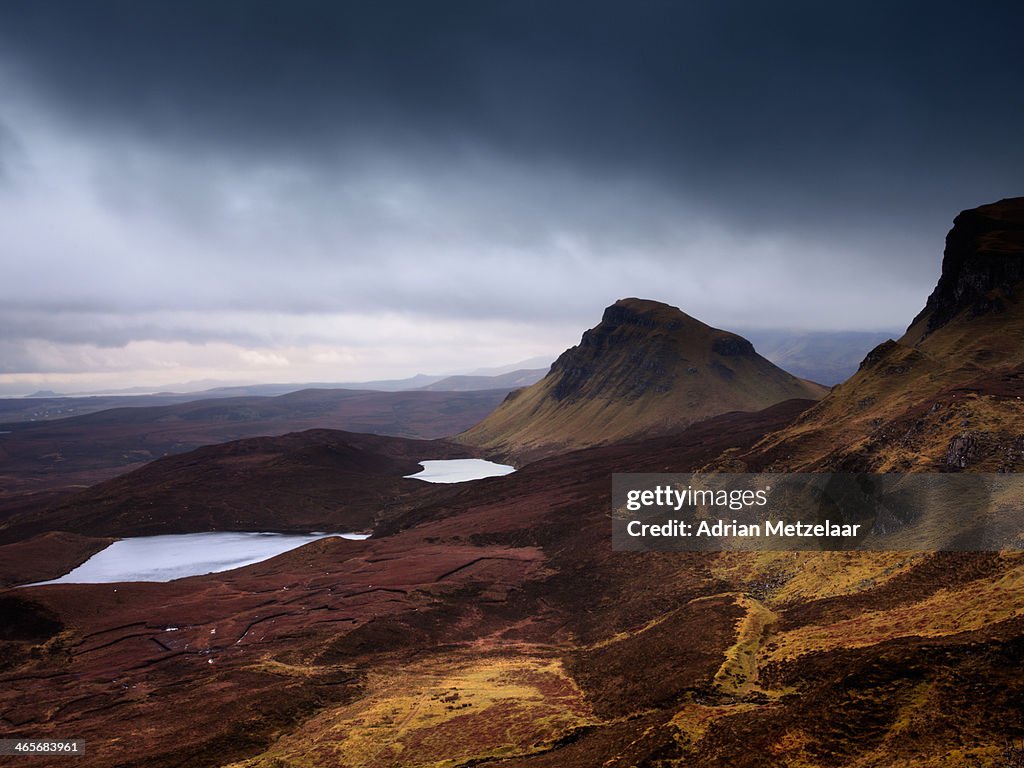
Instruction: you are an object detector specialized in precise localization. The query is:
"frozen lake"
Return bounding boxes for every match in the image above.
[405,458,516,483]
[31,531,369,585]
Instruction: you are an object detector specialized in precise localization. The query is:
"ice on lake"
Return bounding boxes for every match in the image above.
[404,458,516,483]
[31,531,370,585]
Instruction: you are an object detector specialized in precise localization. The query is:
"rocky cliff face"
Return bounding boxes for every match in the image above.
[908,198,1024,339]
[549,301,756,403]
[458,298,827,462]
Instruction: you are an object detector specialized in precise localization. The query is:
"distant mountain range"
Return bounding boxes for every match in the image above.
[18,357,556,400]
[736,328,897,385]
[0,366,551,424]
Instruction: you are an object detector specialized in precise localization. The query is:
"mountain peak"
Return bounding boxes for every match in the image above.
[602,297,696,326]
[603,298,756,353]
[458,299,826,461]
[908,197,1024,339]
[548,299,759,404]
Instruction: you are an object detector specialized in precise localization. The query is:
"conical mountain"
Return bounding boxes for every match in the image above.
[457,298,828,461]
[717,197,1024,472]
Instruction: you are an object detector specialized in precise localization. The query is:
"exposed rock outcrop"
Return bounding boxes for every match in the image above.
[908,197,1024,339]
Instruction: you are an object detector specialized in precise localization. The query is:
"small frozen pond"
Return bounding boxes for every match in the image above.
[404,458,516,484]
[31,531,369,585]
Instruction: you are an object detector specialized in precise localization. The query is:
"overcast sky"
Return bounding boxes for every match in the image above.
[0,1,1021,395]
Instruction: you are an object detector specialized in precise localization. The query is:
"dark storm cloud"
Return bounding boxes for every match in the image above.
[1,0,1021,224]
[0,118,26,181]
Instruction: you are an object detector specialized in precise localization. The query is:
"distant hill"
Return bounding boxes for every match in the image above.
[418,368,548,391]
[0,429,473,544]
[463,356,553,376]
[457,298,828,462]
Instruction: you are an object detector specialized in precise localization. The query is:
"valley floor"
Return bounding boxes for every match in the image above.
[3,402,1022,767]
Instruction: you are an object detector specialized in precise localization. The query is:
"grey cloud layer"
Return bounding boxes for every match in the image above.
[3,1,1019,215]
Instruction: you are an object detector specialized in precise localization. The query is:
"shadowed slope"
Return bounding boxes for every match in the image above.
[0,429,475,549]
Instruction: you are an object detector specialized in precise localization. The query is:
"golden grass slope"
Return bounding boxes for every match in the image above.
[225,651,597,768]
